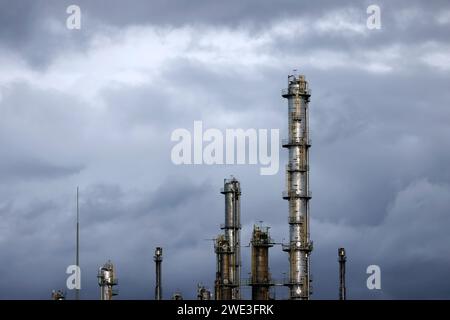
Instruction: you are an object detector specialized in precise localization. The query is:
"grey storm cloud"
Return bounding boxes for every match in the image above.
[0,0,450,299]
[0,156,82,181]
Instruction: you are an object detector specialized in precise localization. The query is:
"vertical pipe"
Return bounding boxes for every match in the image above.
[76,187,80,300]
[215,246,221,300]
[233,180,241,299]
[338,248,346,300]
[282,74,313,300]
[154,247,163,300]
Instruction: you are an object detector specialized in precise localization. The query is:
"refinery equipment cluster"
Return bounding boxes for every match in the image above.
[52,73,347,301]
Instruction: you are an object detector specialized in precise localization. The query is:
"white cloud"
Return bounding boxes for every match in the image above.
[2,11,449,107]
[422,52,450,71]
[436,10,450,25]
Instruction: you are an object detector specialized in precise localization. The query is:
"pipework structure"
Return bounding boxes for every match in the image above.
[281,73,313,300]
[97,260,118,300]
[215,234,232,300]
[197,284,212,300]
[338,248,346,300]
[154,247,163,300]
[51,290,65,300]
[215,177,241,300]
[250,225,273,300]
[172,292,183,300]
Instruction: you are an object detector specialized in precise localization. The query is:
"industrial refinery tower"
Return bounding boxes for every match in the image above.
[282,74,313,300]
[97,261,118,300]
[215,177,241,300]
[250,225,273,300]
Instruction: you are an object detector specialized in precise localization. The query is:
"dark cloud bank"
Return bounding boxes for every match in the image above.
[0,0,449,299]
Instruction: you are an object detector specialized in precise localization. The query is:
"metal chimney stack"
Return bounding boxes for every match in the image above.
[250,225,273,300]
[281,73,313,300]
[154,247,163,300]
[97,260,118,300]
[338,248,346,300]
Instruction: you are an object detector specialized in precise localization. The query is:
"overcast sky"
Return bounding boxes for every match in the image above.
[0,0,450,300]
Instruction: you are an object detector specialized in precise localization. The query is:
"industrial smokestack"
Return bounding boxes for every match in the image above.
[250,225,273,300]
[154,247,163,300]
[338,248,346,300]
[97,260,118,300]
[282,73,313,300]
[215,177,241,300]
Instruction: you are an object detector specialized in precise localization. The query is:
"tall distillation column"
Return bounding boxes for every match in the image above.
[338,248,346,300]
[250,225,273,300]
[221,177,241,299]
[154,247,163,300]
[282,74,313,300]
[97,260,118,300]
[215,177,241,300]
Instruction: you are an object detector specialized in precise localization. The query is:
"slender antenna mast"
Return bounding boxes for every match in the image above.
[338,248,346,300]
[76,186,80,300]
